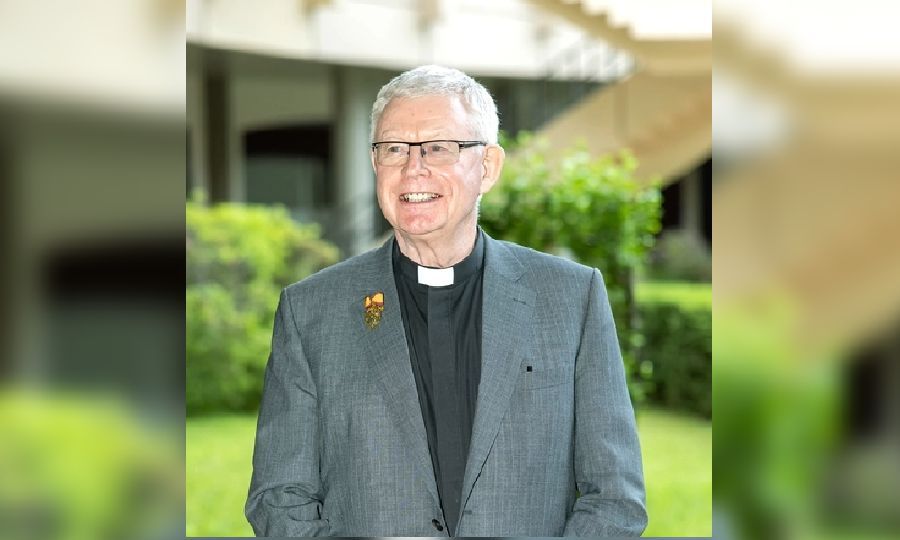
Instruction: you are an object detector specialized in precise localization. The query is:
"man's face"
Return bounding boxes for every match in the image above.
[372,94,503,244]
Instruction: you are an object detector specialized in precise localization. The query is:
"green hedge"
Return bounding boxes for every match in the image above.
[637,282,712,418]
[186,201,339,415]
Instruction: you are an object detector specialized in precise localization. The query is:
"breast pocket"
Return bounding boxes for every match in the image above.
[515,364,572,390]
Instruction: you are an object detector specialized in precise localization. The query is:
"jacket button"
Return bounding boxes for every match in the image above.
[431,518,444,531]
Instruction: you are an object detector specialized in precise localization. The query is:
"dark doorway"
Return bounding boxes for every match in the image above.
[243,124,334,209]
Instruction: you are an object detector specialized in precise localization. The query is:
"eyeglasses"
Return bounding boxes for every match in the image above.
[371,140,486,166]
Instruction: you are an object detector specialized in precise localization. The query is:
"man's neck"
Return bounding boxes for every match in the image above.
[395,226,478,268]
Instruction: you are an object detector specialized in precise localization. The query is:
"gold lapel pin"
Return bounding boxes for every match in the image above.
[364,292,384,329]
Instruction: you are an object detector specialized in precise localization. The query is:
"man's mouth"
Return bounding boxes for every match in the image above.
[400,192,442,203]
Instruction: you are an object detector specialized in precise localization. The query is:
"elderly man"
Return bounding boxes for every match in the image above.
[245,65,646,537]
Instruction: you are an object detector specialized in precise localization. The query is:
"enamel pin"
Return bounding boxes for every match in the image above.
[364,292,384,329]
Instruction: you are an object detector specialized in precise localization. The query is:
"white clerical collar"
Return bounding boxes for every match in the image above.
[417,265,454,286]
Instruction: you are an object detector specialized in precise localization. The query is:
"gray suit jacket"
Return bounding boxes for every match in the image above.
[246,232,646,536]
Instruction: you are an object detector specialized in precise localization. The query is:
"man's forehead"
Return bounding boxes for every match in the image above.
[381,95,464,118]
[379,126,452,139]
[377,95,473,137]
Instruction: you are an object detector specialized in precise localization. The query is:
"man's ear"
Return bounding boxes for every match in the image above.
[479,144,505,195]
[370,151,377,173]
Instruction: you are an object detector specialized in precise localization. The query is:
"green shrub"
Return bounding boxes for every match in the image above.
[637,282,711,418]
[481,133,662,403]
[186,201,339,414]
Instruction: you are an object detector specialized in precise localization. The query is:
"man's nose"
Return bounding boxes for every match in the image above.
[403,145,427,172]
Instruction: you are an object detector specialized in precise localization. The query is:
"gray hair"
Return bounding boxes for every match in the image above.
[370,65,499,144]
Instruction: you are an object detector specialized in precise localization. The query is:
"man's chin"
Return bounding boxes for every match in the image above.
[390,210,435,230]
[395,224,443,239]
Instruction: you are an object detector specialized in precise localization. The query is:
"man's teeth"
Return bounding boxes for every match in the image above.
[401,193,440,202]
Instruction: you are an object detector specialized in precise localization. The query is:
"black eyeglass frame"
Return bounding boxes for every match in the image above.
[370,139,487,158]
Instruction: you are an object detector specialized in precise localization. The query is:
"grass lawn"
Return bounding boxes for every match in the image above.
[635,280,712,308]
[637,408,712,537]
[186,414,257,537]
[187,408,710,537]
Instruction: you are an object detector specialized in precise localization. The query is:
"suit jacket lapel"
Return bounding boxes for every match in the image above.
[351,237,440,505]
[460,233,536,512]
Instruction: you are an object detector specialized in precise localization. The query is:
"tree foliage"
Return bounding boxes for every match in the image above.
[480,133,662,402]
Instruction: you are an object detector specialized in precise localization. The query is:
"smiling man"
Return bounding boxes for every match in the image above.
[245,65,647,537]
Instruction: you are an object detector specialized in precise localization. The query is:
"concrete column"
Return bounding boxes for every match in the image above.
[226,69,246,203]
[333,66,381,256]
[204,71,230,203]
[888,333,900,441]
[186,68,207,200]
[203,68,245,204]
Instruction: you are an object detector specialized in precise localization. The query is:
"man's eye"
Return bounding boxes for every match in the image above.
[427,143,451,153]
[385,145,406,154]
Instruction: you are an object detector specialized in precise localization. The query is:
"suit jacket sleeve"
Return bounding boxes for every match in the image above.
[245,289,330,536]
[563,269,648,536]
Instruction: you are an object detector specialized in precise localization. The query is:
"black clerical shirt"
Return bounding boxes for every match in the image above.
[392,230,484,536]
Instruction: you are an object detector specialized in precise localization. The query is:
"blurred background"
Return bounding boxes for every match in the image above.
[713,1,900,539]
[1,1,186,540]
[1,1,897,540]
